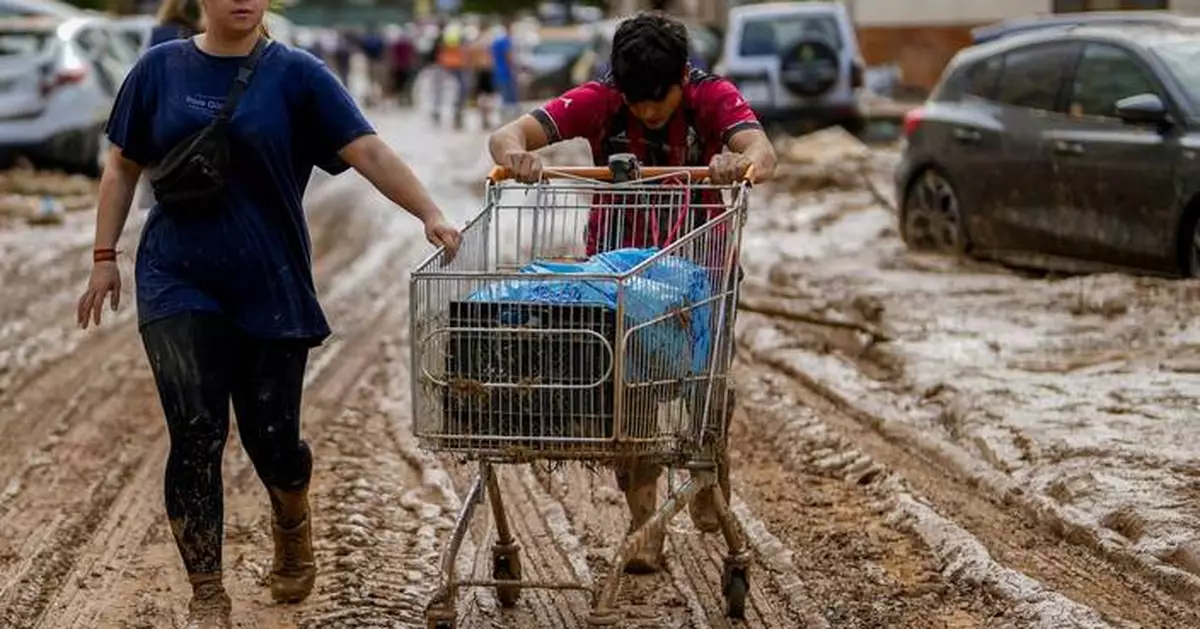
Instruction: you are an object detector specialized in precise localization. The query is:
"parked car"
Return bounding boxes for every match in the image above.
[896,19,1200,277]
[517,25,591,100]
[0,0,82,19]
[718,1,865,136]
[970,10,1187,45]
[0,14,136,175]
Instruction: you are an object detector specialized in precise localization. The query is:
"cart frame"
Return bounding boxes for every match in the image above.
[410,157,756,628]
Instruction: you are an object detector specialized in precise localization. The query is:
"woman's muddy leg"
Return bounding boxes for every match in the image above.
[229,338,314,603]
[140,312,234,577]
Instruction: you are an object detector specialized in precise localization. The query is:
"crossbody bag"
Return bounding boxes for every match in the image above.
[151,37,268,215]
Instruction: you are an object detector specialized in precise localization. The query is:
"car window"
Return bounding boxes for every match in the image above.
[965,55,1003,99]
[1150,38,1200,114]
[1068,43,1158,119]
[993,42,1076,111]
[738,14,842,57]
[0,30,50,56]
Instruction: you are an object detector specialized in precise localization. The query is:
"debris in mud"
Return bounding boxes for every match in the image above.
[0,167,97,226]
[739,291,892,344]
[771,126,872,194]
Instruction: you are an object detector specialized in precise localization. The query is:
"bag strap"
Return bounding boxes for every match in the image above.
[216,37,268,123]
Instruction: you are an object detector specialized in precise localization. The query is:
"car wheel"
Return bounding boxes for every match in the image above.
[779,38,840,98]
[901,168,968,254]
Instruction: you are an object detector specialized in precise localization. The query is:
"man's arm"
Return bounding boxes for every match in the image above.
[727,127,777,183]
[488,82,611,179]
[488,114,550,167]
[698,78,778,183]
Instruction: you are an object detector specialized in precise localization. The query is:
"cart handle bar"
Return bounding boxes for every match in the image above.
[487,164,756,184]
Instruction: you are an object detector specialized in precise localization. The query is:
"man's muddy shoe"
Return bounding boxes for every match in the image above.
[269,487,316,603]
[184,572,232,629]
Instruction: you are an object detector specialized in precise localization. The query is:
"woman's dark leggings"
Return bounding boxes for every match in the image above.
[140,312,313,576]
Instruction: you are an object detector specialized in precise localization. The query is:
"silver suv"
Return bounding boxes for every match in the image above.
[718,1,865,135]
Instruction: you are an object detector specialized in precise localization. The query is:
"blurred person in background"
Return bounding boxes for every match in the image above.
[390,25,418,107]
[333,28,353,85]
[75,0,462,626]
[433,21,468,129]
[490,16,519,124]
[151,0,204,48]
[359,26,386,107]
[468,25,496,129]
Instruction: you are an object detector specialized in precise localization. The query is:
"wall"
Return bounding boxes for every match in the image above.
[849,0,1053,26]
[850,0,1049,94]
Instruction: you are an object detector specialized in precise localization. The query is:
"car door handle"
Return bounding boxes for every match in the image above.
[953,128,982,143]
[1054,140,1085,155]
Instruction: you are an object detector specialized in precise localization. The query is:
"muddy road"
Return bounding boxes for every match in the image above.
[0,112,1194,629]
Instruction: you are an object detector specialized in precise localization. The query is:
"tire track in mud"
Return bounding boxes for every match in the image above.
[532,462,805,629]
[735,341,1200,629]
[441,462,594,629]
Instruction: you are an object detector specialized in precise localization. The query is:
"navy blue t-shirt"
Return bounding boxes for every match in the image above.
[105,38,375,345]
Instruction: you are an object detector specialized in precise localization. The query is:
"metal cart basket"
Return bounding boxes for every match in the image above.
[410,156,754,628]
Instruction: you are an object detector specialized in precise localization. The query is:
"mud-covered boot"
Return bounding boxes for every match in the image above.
[688,461,731,534]
[618,462,665,574]
[268,486,316,603]
[184,573,232,629]
[689,397,739,534]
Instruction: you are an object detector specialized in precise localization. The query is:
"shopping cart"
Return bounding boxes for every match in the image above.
[410,154,754,628]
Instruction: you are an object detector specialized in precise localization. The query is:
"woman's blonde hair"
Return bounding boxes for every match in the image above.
[157,0,202,29]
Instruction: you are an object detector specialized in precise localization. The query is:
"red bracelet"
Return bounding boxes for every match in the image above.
[93,248,118,263]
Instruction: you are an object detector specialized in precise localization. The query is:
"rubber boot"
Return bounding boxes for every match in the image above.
[689,391,738,533]
[183,572,232,629]
[268,485,316,603]
[616,461,664,574]
[688,458,731,534]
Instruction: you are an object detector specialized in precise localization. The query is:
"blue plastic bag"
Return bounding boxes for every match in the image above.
[466,248,715,383]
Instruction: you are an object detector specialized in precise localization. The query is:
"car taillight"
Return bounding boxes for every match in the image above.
[902,107,924,138]
[41,66,87,96]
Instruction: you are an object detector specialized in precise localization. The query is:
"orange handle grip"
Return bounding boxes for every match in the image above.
[487,165,756,183]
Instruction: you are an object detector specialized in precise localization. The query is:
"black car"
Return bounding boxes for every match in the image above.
[895,19,1200,277]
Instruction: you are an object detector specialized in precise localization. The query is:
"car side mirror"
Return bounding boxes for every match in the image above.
[1115,93,1169,126]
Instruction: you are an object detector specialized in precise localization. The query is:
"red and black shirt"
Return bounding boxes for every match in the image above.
[532,70,762,257]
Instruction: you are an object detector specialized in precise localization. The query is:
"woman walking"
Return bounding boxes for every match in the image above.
[75,0,461,627]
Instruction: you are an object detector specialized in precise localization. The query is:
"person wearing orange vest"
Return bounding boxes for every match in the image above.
[433,23,468,129]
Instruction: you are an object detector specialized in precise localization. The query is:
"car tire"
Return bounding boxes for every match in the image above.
[779,38,840,98]
[900,167,970,254]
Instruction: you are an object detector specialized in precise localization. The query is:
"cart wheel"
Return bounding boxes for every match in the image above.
[492,547,523,608]
[426,608,456,629]
[724,569,749,620]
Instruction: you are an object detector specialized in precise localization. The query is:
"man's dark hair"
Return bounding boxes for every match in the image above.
[610,12,690,103]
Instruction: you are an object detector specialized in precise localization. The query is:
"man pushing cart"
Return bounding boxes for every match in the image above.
[409,11,777,628]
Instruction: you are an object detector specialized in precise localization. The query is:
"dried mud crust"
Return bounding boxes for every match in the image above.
[727,367,1012,629]
[737,334,1200,629]
[740,130,1200,623]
